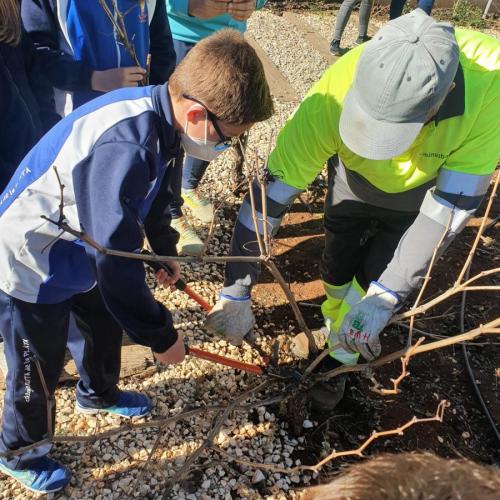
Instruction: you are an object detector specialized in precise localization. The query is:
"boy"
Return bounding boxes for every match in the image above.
[0,29,273,494]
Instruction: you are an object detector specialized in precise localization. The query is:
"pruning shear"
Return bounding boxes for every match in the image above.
[143,251,297,378]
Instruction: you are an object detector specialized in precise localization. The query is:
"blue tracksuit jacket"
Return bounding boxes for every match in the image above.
[0,84,180,352]
[21,0,176,111]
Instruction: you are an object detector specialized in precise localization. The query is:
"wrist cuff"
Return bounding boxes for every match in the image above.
[220,293,250,302]
[151,328,179,353]
[369,281,401,306]
[221,283,251,299]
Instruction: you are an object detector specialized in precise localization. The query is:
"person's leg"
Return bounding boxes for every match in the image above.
[169,38,204,221]
[181,153,214,223]
[358,210,417,291]
[320,160,377,366]
[332,0,359,43]
[69,287,152,417]
[182,156,210,192]
[0,291,70,468]
[390,0,406,19]
[417,0,435,16]
[357,0,374,40]
[68,287,122,409]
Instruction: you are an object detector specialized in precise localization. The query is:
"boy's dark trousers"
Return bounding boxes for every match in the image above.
[0,287,122,469]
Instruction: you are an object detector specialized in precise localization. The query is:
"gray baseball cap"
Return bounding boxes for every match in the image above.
[339,9,459,160]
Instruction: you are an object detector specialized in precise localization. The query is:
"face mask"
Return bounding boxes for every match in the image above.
[180,111,229,161]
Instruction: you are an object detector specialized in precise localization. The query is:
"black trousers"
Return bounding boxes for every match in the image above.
[320,158,418,290]
[0,287,122,468]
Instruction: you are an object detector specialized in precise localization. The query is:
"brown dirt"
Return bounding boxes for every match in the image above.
[252,186,500,479]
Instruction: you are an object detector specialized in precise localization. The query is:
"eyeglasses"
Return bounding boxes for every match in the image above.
[183,94,232,150]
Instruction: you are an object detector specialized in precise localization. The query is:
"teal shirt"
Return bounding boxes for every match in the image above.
[166,0,267,43]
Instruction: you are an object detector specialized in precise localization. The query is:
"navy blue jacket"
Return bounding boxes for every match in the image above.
[0,84,180,352]
[21,0,176,109]
[0,31,59,191]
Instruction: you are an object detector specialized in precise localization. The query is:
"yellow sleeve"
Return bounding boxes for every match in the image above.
[446,77,500,176]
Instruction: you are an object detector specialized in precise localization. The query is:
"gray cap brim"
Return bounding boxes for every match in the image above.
[339,88,425,161]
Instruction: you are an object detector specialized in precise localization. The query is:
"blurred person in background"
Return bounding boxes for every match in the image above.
[165,0,268,255]
[329,0,373,56]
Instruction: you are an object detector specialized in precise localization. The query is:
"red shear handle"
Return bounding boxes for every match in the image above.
[186,346,264,375]
[182,285,213,312]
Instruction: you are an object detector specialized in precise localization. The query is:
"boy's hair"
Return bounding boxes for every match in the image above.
[169,29,273,125]
[0,0,21,46]
[301,452,500,500]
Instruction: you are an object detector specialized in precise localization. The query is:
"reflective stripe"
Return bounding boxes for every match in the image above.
[324,279,364,365]
[323,281,350,300]
[238,200,282,236]
[420,189,473,233]
[327,328,359,365]
[344,277,365,307]
[437,169,491,197]
[266,178,303,206]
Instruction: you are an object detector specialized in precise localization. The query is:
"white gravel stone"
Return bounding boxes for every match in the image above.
[303,419,314,429]
[252,469,265,484]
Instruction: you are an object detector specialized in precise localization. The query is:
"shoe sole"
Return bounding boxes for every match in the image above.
[75,402,150,419]
[0,465,68,494]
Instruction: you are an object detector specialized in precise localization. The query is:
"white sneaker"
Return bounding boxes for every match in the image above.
[171,216,204,256]
[182,189,214,223]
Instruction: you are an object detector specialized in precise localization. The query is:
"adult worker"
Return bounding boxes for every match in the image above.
[205,10,500,409]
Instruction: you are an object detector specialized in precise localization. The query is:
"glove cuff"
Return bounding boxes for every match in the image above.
[367,281,400,308]
[221,283,251,300]
[220,293,251,302]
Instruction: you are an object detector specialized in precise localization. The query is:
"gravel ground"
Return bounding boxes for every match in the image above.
[1,7,498,499]
[247,11,328,99]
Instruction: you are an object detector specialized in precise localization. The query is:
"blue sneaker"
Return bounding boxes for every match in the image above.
[75,390,152,418]
[0,456,71,494]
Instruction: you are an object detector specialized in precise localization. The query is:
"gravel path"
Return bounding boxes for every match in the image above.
[247,11,328,99]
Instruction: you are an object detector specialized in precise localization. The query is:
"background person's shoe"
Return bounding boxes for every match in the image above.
[0,457,71,494]
[308,355,349,412]
[354,35,372,45]
[329,39,342,56]
[76,390,152,419]
[182,188,214,223]
[171,216,204,256]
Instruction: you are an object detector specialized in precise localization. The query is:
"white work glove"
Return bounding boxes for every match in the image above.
[338,282,400,361]
[205,294,255,345]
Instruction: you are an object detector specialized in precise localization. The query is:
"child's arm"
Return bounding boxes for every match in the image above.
[149,0,176,83]
[74,141,178,354]
[21,0,94,91]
